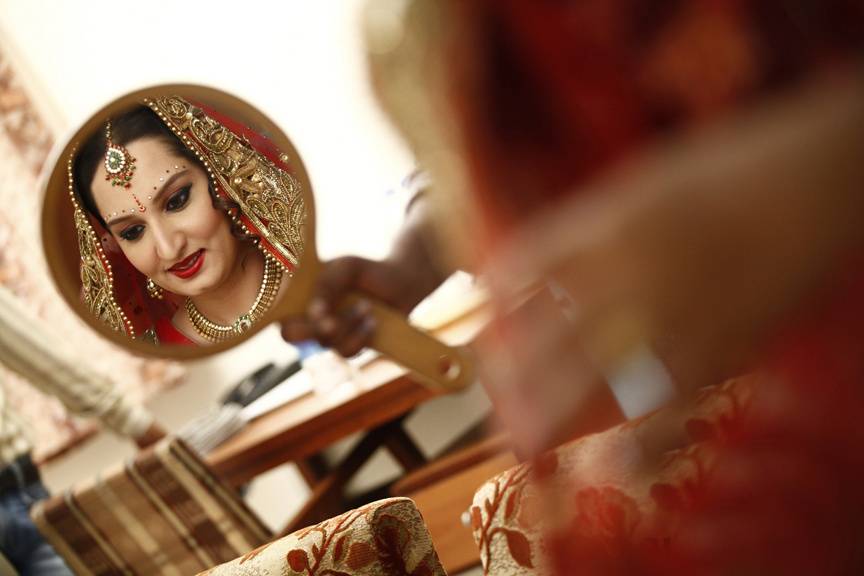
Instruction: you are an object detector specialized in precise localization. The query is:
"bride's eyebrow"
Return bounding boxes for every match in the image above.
[105,213,136,228]
[105,170,188,227]
[150,170,187,206]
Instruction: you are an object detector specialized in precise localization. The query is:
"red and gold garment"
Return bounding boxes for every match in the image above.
[370,0,864,573]
[453,0,864,243]
[455,2,864,574]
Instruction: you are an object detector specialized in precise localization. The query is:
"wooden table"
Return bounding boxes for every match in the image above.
[207,304,490,531]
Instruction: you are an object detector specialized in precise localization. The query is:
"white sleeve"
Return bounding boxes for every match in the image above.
[0,286,153,438]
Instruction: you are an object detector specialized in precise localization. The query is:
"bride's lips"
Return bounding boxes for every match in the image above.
[168,249,205,279]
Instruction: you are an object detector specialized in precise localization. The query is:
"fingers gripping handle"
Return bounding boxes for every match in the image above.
[345,295,475,391]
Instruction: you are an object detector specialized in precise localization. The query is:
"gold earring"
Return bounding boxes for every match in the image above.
[146,278,164,300]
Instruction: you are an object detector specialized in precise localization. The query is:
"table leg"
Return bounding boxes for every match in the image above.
[279,420,397,535]
[295,453,329,488]
[383,424,427,471]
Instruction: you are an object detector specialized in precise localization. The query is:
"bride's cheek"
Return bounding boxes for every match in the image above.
[192,203,226,239]
[127,242,157,277]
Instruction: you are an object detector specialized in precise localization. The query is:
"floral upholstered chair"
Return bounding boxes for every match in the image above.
[470,378,752,575]
[200,497,446,576]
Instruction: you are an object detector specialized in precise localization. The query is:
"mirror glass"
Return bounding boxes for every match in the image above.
[42,85,314,358]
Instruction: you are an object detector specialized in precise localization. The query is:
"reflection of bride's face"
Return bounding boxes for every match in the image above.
[90,137,239,298]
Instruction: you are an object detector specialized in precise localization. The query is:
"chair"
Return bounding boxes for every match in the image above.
[30,438,272,575]
[199,497,446,576]
[391,432,517,574]
[467,378,752,575]
[30,437,447,576]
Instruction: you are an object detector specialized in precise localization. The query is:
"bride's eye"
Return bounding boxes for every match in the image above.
[166,185,191,212]
[119,224,145,242]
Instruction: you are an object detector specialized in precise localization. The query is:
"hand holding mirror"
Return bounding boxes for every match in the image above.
[41,84,473,390]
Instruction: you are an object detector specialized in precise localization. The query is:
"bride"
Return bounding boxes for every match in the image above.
[68,96,305,345]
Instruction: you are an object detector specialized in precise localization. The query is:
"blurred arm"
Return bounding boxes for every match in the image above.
[481,71,864,453]
[0,286,163,447]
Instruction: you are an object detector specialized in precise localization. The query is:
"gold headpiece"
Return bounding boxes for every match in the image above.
[104,122,146,212]
[103,122,137,188]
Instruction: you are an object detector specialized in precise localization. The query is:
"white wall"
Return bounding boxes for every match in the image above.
[0,0,415,260]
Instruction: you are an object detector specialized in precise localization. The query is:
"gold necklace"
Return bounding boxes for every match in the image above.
[185,255,283,343]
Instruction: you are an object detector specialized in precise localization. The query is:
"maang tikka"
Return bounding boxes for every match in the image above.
[104,122,146,213]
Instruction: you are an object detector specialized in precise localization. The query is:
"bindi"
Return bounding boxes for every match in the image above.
[103,161,187,222]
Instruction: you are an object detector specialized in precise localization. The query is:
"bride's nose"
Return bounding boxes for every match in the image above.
[151,222,185,263]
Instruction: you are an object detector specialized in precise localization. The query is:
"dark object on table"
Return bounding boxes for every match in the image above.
[221,361,303,407]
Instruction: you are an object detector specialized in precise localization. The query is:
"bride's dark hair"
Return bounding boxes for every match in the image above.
[73,105,251,241]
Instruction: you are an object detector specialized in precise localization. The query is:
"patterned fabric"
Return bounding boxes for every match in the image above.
[472,272,864,575]
[367,2,864,573]
[200,498,446,576]
[471,377,753,575]
[30,437,271,576]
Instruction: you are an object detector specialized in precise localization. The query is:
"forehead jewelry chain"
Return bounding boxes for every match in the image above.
[185,255,283,342]
[104,122,146,213]
[104,164,187,221]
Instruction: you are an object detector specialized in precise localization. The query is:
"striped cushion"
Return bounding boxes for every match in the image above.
[31,437,271,576]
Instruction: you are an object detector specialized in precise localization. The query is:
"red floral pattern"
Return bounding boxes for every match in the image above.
[472,452,561,574]
[472,376,754,575]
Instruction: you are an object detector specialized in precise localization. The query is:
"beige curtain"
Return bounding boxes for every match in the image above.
[0,46,184,462]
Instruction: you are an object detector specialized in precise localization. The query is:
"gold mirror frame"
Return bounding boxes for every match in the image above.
[40,83,318,361]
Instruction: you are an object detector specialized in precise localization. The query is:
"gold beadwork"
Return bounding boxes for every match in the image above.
[67,150,135,338]
[146,278,164,300]
[146,96,305,267]
[185,256,282,342]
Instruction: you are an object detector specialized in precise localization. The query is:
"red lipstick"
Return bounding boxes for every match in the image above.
[168,249,205,279]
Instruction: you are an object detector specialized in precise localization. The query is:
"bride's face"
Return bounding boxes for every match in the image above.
[90,137,240,298]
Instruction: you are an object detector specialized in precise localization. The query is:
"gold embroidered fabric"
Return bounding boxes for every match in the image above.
[147,96,306,268]
[74,201,127,336]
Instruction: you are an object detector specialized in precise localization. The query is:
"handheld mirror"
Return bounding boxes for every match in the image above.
[41,84,473,391]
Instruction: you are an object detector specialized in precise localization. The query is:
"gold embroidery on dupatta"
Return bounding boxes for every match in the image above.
[68,154,133,337]
[146,96,305,267]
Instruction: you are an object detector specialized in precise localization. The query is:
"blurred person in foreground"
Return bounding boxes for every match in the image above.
[0,285,165,575]
[284,0,864,573]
